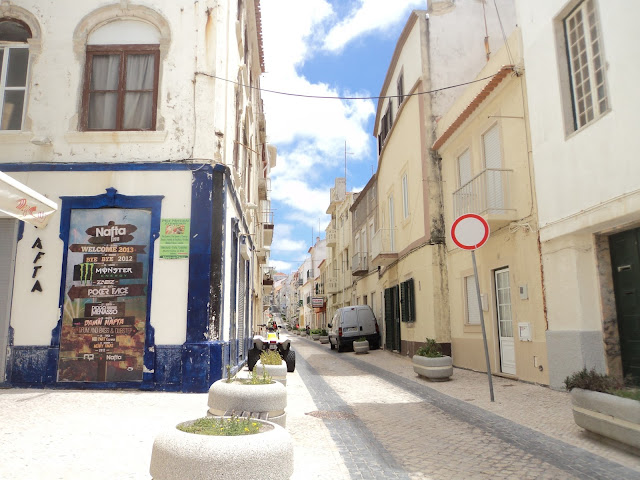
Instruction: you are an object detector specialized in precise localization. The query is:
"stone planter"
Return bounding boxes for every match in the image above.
[353,339,369,354]
[207,379,287,427]
[256,359,287,386]
[319,335,330,344]
[412,355,453,381]
[570,388,640,449]
[311,333,321,341]
[150,418,294,480]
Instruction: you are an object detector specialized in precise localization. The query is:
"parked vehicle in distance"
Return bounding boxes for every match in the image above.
[328,305,381,352]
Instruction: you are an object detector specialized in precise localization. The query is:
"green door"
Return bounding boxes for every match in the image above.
[610,228,640,382]
[384,286,401,352]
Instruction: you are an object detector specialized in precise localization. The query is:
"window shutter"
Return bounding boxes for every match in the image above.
[400,279,415,322]
[384,287,393,320]
[483,125,501,169]
[465,275,481,325]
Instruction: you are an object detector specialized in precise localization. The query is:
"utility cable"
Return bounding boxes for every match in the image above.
[196,71,503,101]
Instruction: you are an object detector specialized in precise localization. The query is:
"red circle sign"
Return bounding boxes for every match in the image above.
[450,214,490,250]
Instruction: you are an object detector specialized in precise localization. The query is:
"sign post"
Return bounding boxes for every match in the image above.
[451,214,494,402]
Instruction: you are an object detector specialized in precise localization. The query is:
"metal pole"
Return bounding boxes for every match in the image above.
[471,249,495,402]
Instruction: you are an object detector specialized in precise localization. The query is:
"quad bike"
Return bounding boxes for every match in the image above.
[247,324,296,373]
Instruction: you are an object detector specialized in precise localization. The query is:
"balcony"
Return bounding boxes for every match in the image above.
[256,245,270,264]
[371,229,398,268]
[262,266,275,293]
[326,228,336,247]
[352,252,368,276]
[258,176,271,201]
[326,277,339,294]
[260,210,274,246]
[453,168,517,228]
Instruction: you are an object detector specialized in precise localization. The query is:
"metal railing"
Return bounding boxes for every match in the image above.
[453,168,514,218]
[259,210,274,224]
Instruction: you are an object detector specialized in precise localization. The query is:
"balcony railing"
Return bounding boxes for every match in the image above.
[326,228,336,246]
[352,252,368,275]
[326,277,339,294]
[258,176,271,200]
[453,168,516,227]
[371,229,397,268]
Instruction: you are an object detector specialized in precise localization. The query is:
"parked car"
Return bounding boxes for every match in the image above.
[328,305,380,352]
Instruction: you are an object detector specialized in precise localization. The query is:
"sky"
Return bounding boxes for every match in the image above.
[259,0,426,274]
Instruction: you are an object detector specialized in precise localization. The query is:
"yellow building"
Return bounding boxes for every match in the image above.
[434,29,548,384]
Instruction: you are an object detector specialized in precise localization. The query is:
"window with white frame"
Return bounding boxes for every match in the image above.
[457,149,472,187]
[401,173,409,219]
[465,275,481,325]
[564,0,608,130]
[0,19,31,130]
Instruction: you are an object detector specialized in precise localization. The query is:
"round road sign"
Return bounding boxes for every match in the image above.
[450,214,490,250]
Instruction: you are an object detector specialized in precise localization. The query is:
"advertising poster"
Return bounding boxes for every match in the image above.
[159,218,190,259]
[58,208,150,382]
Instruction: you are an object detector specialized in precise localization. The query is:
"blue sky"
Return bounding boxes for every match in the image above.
[260,0,426,273]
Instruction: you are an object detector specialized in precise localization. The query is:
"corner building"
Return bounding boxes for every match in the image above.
[0,0,275,392]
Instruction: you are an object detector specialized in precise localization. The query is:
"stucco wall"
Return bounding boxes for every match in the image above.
[7,170,192,346]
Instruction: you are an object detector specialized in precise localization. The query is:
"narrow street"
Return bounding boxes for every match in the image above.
[1,330,639,479]
[287,333,640,480]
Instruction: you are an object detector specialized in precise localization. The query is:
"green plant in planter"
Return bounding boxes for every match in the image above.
[311,329,323,335]
[239,366,272,385]
[320,329,328,336]
[415,338,443,358]
[177,415,262,436]
[564,368,624,394]
[356,337,367,342]
[260,350,282,365]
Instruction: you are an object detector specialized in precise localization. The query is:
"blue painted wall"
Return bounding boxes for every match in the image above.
[3,163,251,392]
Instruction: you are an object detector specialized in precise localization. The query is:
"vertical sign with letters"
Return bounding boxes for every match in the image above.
[58,208,150,382]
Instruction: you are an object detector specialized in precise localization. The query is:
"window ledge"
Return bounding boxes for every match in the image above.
[0,132,35,144]
[463,324,482,334]
[65,130,168,144]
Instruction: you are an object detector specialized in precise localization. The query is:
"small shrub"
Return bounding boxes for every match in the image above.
[609,388,640,401]
[178,415,262,436]
[241,366,272,385]
[415,338,443,358]
[355,337,367,342]
[311,329,323,335]
[564,368,623,393]
[260,350,282,365]
[320,329,328,336]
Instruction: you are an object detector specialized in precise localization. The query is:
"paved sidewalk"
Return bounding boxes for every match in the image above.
[1,333,638,479]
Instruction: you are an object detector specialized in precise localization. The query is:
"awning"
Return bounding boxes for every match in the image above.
[0,171,58,228]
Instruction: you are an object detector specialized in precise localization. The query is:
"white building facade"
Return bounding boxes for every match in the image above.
[0,0,275,392]
[516,0,640,387]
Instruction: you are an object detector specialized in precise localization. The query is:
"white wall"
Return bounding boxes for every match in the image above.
[516,0,640,236]
[8,170,192,346]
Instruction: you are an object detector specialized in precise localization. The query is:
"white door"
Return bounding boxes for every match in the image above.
[495,268,516,375]
[0,219,18,383]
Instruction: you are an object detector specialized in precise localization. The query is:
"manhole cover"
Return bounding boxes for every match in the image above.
[306,410,356,420]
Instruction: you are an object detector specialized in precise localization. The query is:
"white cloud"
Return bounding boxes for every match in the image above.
[323,0,426,53]
[269,259,294,273]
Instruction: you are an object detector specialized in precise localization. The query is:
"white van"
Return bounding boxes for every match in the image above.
[328,305,380,352]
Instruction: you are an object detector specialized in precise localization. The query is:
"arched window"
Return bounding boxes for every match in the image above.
[0,19,31,130]
[81,20,160,131]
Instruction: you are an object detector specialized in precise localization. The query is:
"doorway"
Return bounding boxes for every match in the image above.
[610,228,640,382]
[0,219,18,383]
[495,267,516,375]
[384,285,401,352]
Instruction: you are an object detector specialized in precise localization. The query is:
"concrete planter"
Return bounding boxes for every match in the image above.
[311,333,321,341]
[319,335,330,344]
[150,418,294,480]
[412,355,453,381]
[353,339,369,354]
[570,388,640,449]
[207,379,287,427]
[256,360,287,386]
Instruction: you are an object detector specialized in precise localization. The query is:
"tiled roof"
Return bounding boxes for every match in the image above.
[432,65,514,151]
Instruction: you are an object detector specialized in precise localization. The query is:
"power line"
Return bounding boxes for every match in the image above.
[196,71,503,101]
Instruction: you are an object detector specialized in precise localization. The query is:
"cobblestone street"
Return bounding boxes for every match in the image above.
[1,332,639,479]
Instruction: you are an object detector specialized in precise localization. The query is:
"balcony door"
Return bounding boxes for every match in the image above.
[495,267,516,375]
[483,125,505,213]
